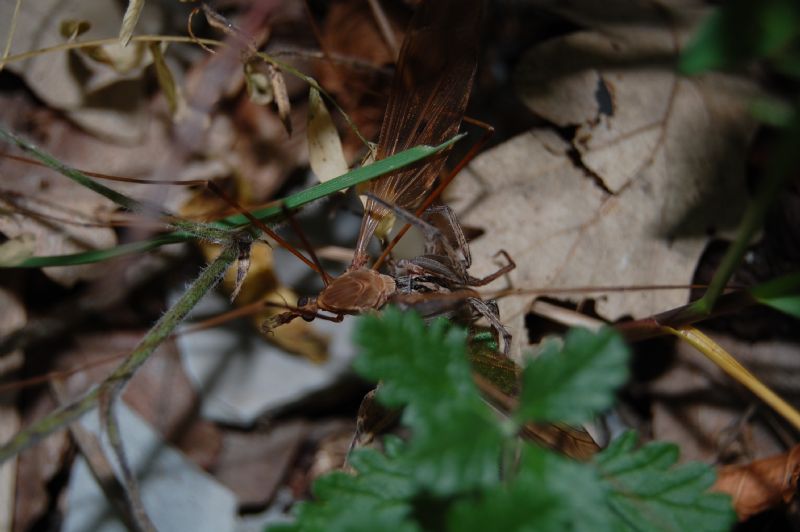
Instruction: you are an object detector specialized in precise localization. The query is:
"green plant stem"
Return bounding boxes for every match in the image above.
[692,127,798,314]
[613,272,800,341]
[0,244,237,463]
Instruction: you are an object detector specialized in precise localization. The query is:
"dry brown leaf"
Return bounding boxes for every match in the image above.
[307,87,348,183]
[213,421,308,508]
[448,7,757,359]
[713,444,800,520]
[316,0,400,156]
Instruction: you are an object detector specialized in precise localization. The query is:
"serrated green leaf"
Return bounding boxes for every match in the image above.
[403,408,504,495]
[353,309,504,494]
[447,446,611,532]
[680,0,800,74]
[516,327,629,425]
[268,447,419,532]
[354,308,480,412]
[595,432,736,532]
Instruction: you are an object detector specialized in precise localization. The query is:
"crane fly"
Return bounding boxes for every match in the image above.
[270,0,515,347]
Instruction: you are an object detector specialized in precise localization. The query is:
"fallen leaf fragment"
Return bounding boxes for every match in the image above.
[713,444,800,520]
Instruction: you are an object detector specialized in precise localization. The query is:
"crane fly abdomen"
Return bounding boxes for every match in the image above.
[353,0,484,267]
[317,268,397,314]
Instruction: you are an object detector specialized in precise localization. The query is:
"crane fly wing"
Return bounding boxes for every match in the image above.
[354,0,484,264]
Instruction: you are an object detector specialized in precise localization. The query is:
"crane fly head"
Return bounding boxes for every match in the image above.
[296,295,319,322]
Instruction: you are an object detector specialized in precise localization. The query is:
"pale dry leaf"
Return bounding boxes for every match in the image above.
[307,87,349,183]
[119,0,145,47]
[0,0,162,142]
[448,6,757,359]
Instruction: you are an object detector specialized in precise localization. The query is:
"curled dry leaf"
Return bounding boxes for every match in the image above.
[307,87,349,183]
[148,42,187,122]
[448,4,757,359]
[713,444,800,520]
[269,65,292,136]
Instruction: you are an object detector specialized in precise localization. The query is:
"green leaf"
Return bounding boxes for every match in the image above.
[516,327,629,425]
[750,272,800,319]
[680,0,800,74]
[268,446,420,532]
[447,446,611,532]
[353,309,504,494]
[595,432,736,532]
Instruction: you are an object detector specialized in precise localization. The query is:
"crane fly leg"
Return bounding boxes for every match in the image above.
[467,297,511,357]
[467,250,516,287]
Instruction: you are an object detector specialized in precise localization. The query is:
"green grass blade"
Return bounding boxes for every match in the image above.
[215,133,466,227]
[13,233,189,268]
[5,134,465,268]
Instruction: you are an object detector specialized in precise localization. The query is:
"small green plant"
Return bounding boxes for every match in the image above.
[271,309,735,532]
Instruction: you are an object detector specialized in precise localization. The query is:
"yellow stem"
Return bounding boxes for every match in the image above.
[664,325,800,431]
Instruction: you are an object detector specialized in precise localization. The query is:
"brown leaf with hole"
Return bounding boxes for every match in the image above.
[448,5,757,359]
[713,444,800,520]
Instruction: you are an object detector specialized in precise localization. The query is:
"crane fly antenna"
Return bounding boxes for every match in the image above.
[202,180,324,276]
[280,203,333,286]
[372,118,494,270]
